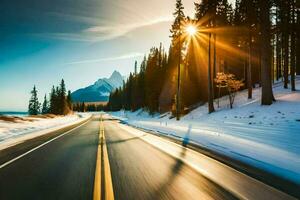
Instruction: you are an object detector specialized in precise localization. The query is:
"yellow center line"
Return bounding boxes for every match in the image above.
[93,117,102,200]
[93,115,114,200]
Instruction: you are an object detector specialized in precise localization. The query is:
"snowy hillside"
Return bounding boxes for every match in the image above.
[110,79,300,184]
[71,71,123,102]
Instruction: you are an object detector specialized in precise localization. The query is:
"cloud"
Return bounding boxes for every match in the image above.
[35,16,173,43]
[65,52,144,65]
[83,16,173,40]
[32,33,101,42]
[46,12,103,25]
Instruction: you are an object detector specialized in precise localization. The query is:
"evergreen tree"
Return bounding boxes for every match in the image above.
[42,94,49,114]
[67,90,73,111]
[137,57,146,108]
[170,0,185,41]
[59,79,67,115]
[195,0,210,21]
[195,0,218,113]
[49,86,57,114]
[55,86,60,113]
[239,0,259,99]
[81,102,86,112]
[170,0,185,118]
[28,85,40,115]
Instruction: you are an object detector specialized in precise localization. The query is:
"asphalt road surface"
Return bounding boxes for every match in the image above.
[104,119,238,200]
[0,117,99,200]
[0,115,295,200]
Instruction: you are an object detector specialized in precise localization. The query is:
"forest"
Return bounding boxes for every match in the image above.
[28,79,73,115]
[107,0,300,117]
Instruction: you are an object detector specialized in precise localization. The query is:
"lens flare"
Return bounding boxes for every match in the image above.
[186,25,197,36]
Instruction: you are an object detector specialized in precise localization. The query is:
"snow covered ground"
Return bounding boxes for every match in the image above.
[110,79,300,184]
[0,113,91,150]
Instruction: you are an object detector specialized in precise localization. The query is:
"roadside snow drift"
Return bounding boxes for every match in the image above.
[0,113,91,150]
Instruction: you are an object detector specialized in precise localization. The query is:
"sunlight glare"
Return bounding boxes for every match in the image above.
[186,25,197,36]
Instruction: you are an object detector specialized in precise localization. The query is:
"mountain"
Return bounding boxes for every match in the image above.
[71,71,124,102]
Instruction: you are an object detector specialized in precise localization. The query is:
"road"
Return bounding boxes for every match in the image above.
[0,115,296,200]
[104,119,238,200]
[0,116,99,199]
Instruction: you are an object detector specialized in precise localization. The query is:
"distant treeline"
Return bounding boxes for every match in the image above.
[28,79,72,115]
[107,0,300,114]
[72,102,108,112]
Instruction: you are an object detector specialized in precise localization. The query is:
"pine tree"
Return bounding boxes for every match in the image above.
[195,0,210,21]
[67,90,73,111]
[49,86,57,114]
[81,102,86,112]
[239,0,259,99]
[170,0,185,118]
[59,79,67,115]
[28,85,40,115]
[42,94,49,114]
[137,56,146,108]
[55,86,60,113]
[170,0,185,41]
[195,0,218,113]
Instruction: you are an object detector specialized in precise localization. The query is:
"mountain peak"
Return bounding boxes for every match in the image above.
[108,70,123,89]
[110,70,122,80]
[71,71,124,102]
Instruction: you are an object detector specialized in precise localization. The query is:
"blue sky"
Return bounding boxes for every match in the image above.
[0,0,234,111]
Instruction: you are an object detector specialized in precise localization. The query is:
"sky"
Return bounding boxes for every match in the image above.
[0,0,235,111]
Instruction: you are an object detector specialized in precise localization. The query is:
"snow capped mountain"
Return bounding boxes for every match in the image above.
[71,71,124,102]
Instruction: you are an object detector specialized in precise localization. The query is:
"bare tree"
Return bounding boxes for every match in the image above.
[215,73,244,109]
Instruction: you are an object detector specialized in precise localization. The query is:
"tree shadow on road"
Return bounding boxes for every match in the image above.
[149,125,193,199]
[106,134,147,145]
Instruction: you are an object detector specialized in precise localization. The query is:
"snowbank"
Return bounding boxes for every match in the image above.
[0,113,91,150]
[110,79,300,184]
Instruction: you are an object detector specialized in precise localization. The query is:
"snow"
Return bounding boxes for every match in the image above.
[0,113,91,150]
[110,79,300,184]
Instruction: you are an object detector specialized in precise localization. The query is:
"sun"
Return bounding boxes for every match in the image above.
[186,25,197,36]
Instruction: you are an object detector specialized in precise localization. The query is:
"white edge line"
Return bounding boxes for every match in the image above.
[0,119,91,170]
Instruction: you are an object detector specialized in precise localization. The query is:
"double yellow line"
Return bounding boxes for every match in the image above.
[93,115,114,200]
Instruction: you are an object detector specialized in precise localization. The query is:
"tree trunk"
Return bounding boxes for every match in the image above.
[208,32,215,113]
[276,33,281,80]
[259,0,275,105]
[283,1,290,89]
[271,36,275,83]
[276,7,281,81]
[291,0,296,91]
[248,33,252,99]
[213,33,217,99]
[176,32,181,120]
[296,7,300,75]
